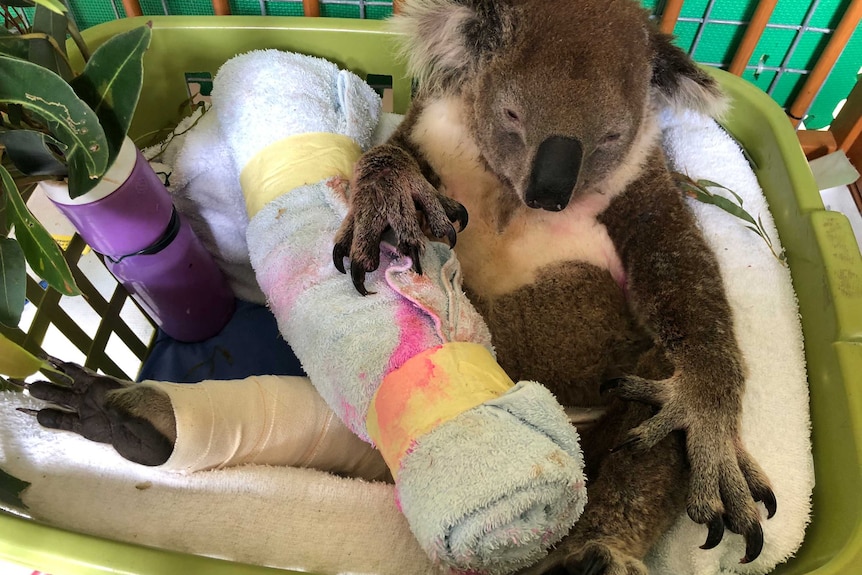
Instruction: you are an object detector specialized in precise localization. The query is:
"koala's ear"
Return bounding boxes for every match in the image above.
[390,0,508,91]
[650,30,729,119]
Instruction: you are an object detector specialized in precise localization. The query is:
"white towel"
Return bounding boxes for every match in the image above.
[144,108,266,305]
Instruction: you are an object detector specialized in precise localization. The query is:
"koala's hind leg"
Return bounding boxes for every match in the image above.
[520,400,687,575]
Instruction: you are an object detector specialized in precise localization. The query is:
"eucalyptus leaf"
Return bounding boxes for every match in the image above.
[29,4,72,81]
[71,24,151,166]
[0,467,29,513]
[708,193,759,227]
[0,130,68,176]
[0,54,110,197]
[0,164,80,296]
[698,179,745,206]
[0,28,28,59]
[0,237,26,327]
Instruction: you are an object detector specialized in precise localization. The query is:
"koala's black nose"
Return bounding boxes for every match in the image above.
[525,136,584,211]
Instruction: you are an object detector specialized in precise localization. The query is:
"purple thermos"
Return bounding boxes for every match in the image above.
[41,138,235,342]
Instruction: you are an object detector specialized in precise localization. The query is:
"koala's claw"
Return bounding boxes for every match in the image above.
[741,523,764,564]
[333,242,349,274]
[759,487,778,519]
[350,262,373,296]
[700,516,725,550]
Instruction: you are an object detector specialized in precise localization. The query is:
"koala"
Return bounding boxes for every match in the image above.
[331,0,776,573]
[25,1,776,573]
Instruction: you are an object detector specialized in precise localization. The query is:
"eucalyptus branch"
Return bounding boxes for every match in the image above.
[1,5,28,35]
[673,172,787,266]
[65,14,89,62]
[140,102,210,161]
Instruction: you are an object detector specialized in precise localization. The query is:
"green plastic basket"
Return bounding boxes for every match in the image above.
[0,16,860,575]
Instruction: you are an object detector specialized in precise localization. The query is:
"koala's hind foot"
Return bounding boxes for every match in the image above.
[519,540,647,575]
[22,356,175,466]
[333,143,468,294]
[519,401,686,575]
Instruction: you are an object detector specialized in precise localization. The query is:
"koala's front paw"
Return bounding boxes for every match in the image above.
[332,144,468,295]
[519,540,647,575]
[603,373,776,563]
[21,356,174,466]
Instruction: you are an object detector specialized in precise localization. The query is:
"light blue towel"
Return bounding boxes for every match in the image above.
[215,50,588,574]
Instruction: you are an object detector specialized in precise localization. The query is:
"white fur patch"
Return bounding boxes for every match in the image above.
[652,79,730,120]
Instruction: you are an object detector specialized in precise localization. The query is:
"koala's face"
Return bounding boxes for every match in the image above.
[466,1,654,211]
[396,0,725,212]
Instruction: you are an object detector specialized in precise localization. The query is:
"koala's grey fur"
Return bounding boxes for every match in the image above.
[333,0,776,573]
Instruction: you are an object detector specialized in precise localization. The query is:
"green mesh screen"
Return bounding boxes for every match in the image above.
[23,0,862,129]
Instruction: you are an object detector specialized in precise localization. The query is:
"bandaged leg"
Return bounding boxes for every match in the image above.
[142,375,388,480]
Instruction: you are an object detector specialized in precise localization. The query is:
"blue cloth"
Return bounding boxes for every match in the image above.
[137,299,305,383]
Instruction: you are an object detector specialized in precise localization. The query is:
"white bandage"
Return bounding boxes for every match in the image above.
[142,375,388,480]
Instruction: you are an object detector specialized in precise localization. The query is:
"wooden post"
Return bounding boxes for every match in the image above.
[303,0,321,17]
[787,0,862,127]
[831,79,862,171]
[212,0,231,15]
[121,0,143,17]
[728,0,778,76]
[392,0,402,15]
[660,0,684,34]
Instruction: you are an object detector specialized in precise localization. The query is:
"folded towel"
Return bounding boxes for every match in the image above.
[219,50,587,574]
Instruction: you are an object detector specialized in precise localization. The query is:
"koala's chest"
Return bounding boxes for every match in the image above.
[410,98,625,298]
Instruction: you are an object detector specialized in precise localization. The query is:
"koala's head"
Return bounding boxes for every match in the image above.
[394,0,727,211]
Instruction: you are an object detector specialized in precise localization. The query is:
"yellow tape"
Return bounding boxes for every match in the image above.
[366,342,514,478]
[240,132,362,218]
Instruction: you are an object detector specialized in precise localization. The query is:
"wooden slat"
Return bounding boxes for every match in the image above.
[831,79,862,172]
[212,0,231,15]
[787,0,862,127]
[121,0,143,17]
[660,0,685,34]
[848,179,862,214]
[303,0,321,17]
[728,0,778,76]
[798,130,838,161]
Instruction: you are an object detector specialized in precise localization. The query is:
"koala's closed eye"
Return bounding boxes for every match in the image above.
[504,108,521,123]
[601,132,622,145]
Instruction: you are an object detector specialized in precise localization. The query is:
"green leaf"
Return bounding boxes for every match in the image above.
[0,163,80,296]
[0,29,28,60]
[0,130,68,176]
[0,237,26,327]
[28,4,72,82]
[708,193,759,228]
[0,467,29,513]
[698,179,745,206]
[0,54,110,197]
[71,24,151,167]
